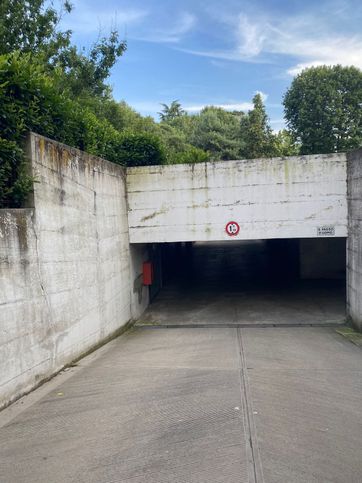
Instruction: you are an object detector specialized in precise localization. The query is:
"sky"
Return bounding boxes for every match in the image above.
[60,0,362,130]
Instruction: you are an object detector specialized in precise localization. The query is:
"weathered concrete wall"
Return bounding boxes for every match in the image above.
[0,209,50,408]
[300,238,346,279]
[127,154,347,243]
[0,134,148,409]
[347,148,362,331]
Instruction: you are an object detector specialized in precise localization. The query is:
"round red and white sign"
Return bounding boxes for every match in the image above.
[225,221,240,237]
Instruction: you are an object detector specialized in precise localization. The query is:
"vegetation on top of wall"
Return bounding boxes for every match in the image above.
[112,132,166,167]
[0,138,31,208]
[0,53,168,207]
[157,95,301,162]
[1,1,361,208]
[284,65,362,154]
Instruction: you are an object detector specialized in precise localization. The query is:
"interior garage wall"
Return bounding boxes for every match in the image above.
[300,238,346,279]
[127,153,347,244]
[347,148,362,331]
[0,133,149,410]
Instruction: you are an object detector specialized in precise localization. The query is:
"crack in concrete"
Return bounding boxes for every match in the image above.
[30,211,57,364]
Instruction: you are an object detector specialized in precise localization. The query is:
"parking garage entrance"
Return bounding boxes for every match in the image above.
[138,238,346,327]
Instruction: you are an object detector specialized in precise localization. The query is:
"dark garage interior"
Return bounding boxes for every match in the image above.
[139,238,346,327]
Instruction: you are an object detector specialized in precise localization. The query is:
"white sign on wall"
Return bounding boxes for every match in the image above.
[317,225,336,236]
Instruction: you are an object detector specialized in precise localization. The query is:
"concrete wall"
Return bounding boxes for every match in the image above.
[127,154,347,244]
[347,148,362,331]
[0,133,149,409]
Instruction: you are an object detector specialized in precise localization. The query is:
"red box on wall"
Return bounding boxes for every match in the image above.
[143,261,153,286]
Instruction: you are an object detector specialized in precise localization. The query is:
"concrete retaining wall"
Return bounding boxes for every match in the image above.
[347,148,362,331]
[0,134,149,409]
[127,154,347,244]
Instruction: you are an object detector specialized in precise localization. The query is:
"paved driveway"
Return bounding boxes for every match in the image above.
[0,326,361,483]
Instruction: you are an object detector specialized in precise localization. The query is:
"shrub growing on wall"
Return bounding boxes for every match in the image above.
[0,139,32,208]
[0,52,79,207]
[0,53,166,207]
[113,132,166,167]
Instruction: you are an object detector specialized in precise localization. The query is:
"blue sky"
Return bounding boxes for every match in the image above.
[61,0,362,130]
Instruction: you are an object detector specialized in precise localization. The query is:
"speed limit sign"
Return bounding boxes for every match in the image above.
[225,221,240,237]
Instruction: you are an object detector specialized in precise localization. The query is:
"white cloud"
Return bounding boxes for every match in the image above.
[236,14,265,58]
[62,2,148,35]
[133,12,196,43]
[287,61,325,76]
[63,3,196,44]
[281,36,362,75]
[179,9,362,75]
[255,90,268,102]
[177,47,268,63]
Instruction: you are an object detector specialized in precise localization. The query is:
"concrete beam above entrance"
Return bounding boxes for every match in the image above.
[127,153,347,243]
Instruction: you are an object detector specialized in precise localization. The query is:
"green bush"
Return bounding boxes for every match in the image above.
[170,146,209,164]
[114,132,166,167]
[0,52,167,207]
[0,138,33,207]
[0,52,76,206]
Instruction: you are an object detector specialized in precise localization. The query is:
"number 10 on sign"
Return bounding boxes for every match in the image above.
[225,221,240,237]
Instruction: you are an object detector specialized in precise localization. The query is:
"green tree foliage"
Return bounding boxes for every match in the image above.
[161,97,298,161]
[114,132,166,167]
[272,130,300,157]
[0,53,165,207]
[158,123,209,164]
[283,65,362,154]
[93,100,159,134]
[0,0,307,208]
[183,107,243,160]
[0,138,32,208]
[158,100,185,122]
[0,53,76,144]
[56,32,127,98]
[0,2,172,207]
[0,0,72,61]
[240,93,277,158]
[0,0,127,98]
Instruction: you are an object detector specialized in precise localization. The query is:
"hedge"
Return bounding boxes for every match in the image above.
[0,53,166,208]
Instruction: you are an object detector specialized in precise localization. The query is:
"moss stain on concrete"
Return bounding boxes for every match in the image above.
[336,327,362,348]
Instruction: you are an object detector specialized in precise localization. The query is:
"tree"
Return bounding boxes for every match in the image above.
[189,107,243,160]
[0,53,166,207]
[240,93,276,158]
[158,123,209,164]
[159,100,185,122]
[57,32,126,98]
[0,0,127,98]
[272,130,300,157]
[283,65,362,154]
[115,132,166,167]
[0,0,72,61]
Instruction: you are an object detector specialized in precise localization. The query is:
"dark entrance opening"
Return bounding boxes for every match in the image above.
[141,239,346,327]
